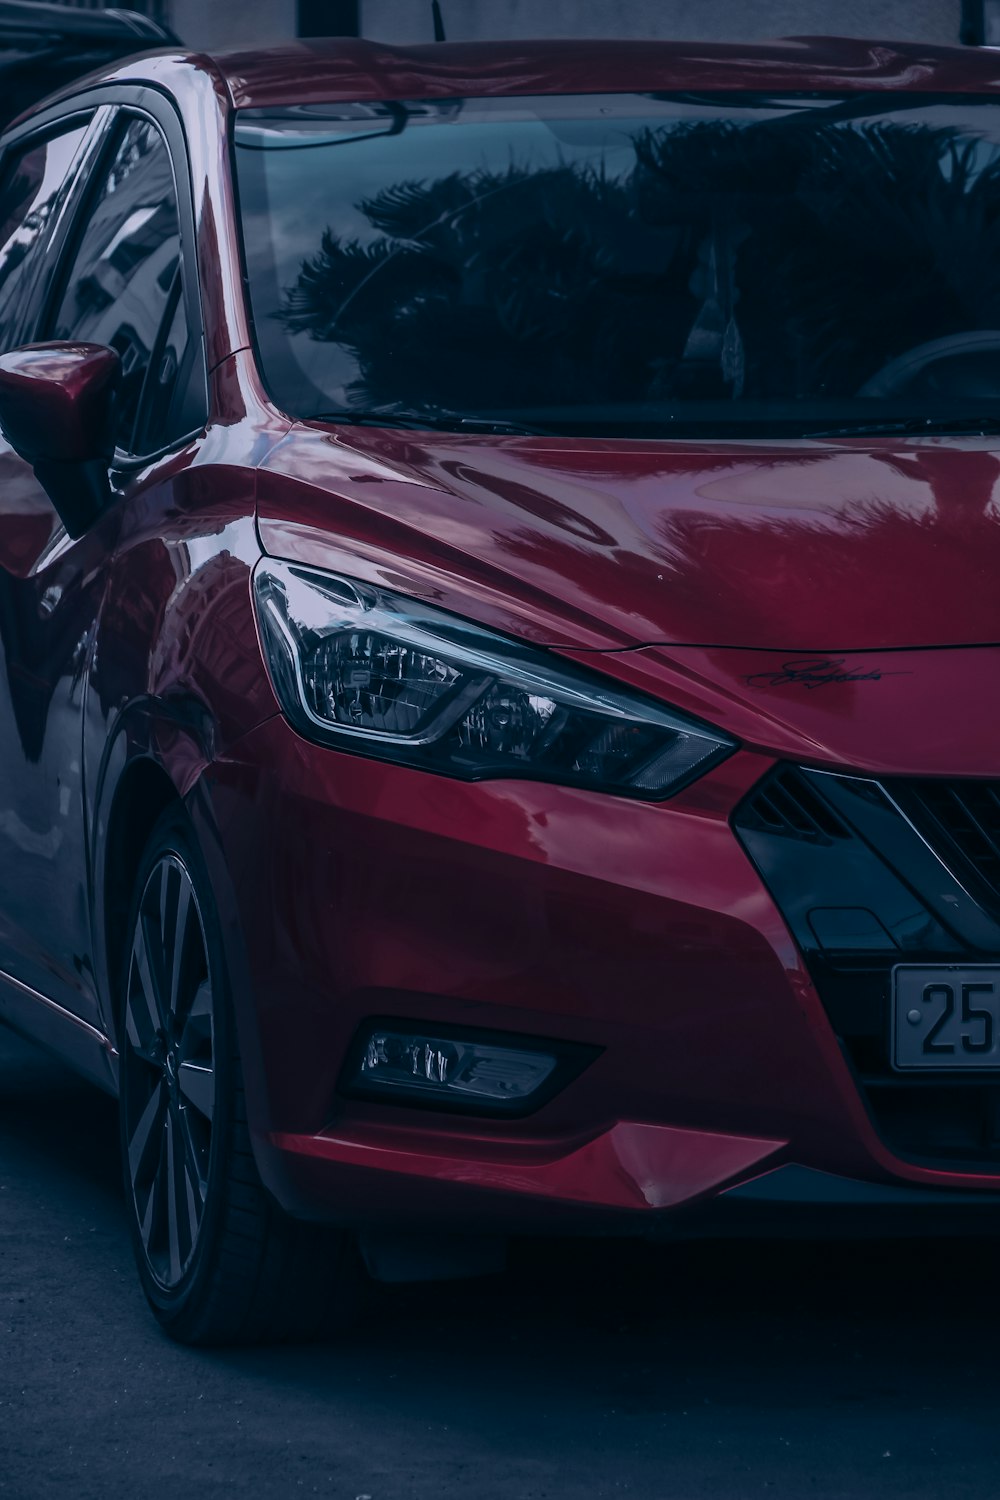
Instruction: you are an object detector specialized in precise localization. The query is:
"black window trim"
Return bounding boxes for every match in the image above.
[2,83,209,466]
[130,263,183,453]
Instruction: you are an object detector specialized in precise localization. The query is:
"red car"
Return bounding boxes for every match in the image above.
[3,32,1000,1344]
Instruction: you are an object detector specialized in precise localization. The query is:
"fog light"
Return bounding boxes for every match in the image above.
[342,1020,596,1116]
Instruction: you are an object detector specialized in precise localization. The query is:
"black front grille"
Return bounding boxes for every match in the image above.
[891,780,1000,917]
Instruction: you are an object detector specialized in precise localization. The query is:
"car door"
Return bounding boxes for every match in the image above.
[0,104,204,1033]
[0,108,118,1032]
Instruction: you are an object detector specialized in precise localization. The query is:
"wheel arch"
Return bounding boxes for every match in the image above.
[92,713,271,1146]
[100,754,182,1046]
[90,694,212,1048]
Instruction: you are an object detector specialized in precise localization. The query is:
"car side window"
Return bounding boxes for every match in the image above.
[49,115,203,455]
[0,121,90,353]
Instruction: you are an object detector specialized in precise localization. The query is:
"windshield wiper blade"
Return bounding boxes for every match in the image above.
[803,415,1000,439]
[306,411,547,436]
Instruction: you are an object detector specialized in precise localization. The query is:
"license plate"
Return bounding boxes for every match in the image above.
[892,965,1000,1070]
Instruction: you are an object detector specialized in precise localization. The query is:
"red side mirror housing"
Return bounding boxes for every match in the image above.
[0,342,121,537]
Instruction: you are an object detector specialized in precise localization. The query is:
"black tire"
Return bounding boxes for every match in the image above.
[117,805,366,1345]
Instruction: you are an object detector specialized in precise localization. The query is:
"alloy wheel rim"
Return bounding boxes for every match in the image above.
[122,853,216,1291]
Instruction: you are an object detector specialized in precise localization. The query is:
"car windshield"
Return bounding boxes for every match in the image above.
[234,92,1000,437]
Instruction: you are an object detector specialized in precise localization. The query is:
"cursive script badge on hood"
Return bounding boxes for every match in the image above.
[745,658,913,690]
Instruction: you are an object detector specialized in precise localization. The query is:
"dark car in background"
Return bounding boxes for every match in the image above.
[4,35,1000,1345]
[0,1,173,130]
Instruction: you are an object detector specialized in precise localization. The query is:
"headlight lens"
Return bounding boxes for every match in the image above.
[253,560,735,798]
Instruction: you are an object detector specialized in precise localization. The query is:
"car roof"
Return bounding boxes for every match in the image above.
[203,34,1000,105]
[10,33,1000,137]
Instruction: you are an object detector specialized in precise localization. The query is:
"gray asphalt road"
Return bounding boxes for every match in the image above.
[3,1025,1000,1500]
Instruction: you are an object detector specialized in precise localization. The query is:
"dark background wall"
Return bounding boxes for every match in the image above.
[47,0,1000,50]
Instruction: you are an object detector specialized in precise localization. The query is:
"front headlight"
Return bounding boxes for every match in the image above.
[253,560,736,799]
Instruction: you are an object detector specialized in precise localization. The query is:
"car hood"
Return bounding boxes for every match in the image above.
[256,425,1000,653]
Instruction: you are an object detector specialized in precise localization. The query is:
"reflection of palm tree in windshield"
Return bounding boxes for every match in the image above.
[279,117,1000,420]
[281,161,697,413]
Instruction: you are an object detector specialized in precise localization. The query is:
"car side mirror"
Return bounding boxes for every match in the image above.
[0,342,121,538]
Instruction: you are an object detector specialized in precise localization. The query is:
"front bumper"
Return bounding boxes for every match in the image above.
[202,715,1000,1232]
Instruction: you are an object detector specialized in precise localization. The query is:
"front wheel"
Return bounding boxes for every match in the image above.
[118,806,365,1344]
